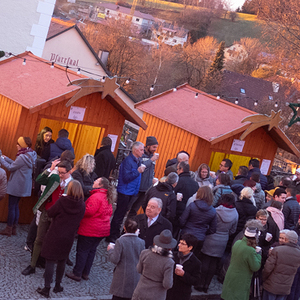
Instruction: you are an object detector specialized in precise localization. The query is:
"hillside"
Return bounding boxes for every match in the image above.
[74,0,264,46]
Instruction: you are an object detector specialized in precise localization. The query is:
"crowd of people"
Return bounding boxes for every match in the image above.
[1,128,300,300]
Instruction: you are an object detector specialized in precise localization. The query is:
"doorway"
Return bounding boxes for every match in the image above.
[209,151,253,178]
[39,118,106,162]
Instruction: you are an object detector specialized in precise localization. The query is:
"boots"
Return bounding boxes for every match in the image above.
[0,225,12,237]
[53,283,63,293]
[12,225,17,235]
[36,287,50,298]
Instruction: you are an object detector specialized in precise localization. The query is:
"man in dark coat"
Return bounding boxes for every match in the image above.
[263,230,300,299]
[231,166,248,195]
[49,129,74,161]
[175,162,199,217]
[143,172,178,224]
[283,187,300,230]
[94,136,116,179]
[134,197,173,249]
[166,233,201,300]
[247,158,268,190]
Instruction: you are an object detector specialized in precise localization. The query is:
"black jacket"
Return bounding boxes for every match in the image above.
[174,172,199,217]
[166,252,201,300]
[232,175,248,186]
[235,197,257,234]
[283,196,300,230]
[134,213,173,249]
[144,182,176,223]
[72,168,98,201]
[248,167,268,190]
[94,145,116,179]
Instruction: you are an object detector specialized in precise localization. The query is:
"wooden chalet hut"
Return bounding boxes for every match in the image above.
[0,52,146,223]
[135,84,300,179]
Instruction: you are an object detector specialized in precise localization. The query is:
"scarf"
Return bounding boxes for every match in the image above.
[266,206,284,230]
[178,251,193,265]
[16,147,34,157]
[151,245,173,258]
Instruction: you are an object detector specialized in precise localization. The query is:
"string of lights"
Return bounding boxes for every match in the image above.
[1,51,284,108]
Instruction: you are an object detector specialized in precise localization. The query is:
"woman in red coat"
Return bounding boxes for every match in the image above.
[66,177,117,281]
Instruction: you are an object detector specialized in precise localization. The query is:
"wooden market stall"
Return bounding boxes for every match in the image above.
[0,52,146,223]
[135,84,300,179]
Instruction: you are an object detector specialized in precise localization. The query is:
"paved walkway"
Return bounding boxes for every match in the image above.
[0,224,222,300]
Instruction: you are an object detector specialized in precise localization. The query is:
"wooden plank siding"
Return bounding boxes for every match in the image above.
[137,113,279,180]
[137,113,199,179]
[0,92,126,223]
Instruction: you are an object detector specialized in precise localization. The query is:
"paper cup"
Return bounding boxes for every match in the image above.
[177,193,183,201]
[109,242,115,249]
[266,232,273,242]
[154,153,159,158]
[255,246,262,253]
[176,264,183,270]
[141,164,146,168]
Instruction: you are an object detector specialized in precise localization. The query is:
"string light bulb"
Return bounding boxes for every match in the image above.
[150,85,154,92]
[216,96,220,99]
[22,58,26,65]
[274,102,278,108]
[254,100,258,106]
[173,87,177,92]
[77,68,81,75]
[195,93,198,98]
[125,78,131,84]
[235,98,239,105]
[50,62,54,69]
[101,76,106,83]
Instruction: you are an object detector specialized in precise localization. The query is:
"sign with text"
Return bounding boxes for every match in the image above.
[230,139,245,152]
[108,134,118,152]
[68,106,86,121]
[260,159,271,175]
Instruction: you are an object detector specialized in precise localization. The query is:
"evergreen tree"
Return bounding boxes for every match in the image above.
[202,41,225,93]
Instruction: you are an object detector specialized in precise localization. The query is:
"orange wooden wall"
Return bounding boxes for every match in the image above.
[137,113,278,179]
[0,92,125,223]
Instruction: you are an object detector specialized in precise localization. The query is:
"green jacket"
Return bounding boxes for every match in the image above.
[221,237,261,300]
[33,170,70,214]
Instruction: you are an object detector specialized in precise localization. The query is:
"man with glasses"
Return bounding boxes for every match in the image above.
[215,159,234,182]
[22,159,73,276]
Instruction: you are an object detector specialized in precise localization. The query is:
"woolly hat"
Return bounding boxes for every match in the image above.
[146,136,158,146]
[153,229,177,249]
[17,137,28,148]
[244,227,259,238]
[265,187,277,197]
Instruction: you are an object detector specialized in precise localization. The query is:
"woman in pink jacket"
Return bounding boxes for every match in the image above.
[66,177,117,281]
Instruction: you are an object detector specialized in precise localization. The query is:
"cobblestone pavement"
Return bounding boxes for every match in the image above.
[0,224,222,300]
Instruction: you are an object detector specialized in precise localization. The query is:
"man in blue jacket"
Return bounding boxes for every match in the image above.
[107,141,145,243]
[128,136,159,218]
[49,129,74,161]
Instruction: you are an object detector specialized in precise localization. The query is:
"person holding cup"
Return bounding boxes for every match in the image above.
[221,227,261,300]
[128,136,159,218]
[166,233,201,300]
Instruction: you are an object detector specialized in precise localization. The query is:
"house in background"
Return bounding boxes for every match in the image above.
[92,3,155,32]
[220,70,289,110]
[0,0,55,58]
[42,18,143,125]
[151,22,188,47]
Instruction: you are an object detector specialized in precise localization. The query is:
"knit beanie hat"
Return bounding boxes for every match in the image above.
[17,137,28,148]
[146,136,158,146]
[244,227,259,238]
